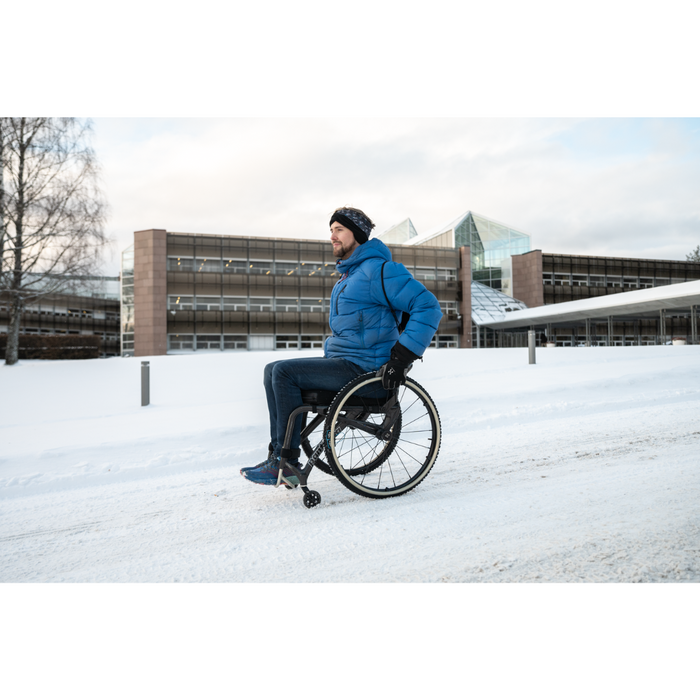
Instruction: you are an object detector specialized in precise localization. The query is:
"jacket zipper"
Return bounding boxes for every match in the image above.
[335,284,347,315]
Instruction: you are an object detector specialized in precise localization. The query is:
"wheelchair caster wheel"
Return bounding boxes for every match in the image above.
[303,491,321,509]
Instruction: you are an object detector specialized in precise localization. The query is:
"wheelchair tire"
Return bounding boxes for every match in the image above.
[324,374,440,499]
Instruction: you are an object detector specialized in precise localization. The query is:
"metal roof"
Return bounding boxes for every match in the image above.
[486,279,700,329]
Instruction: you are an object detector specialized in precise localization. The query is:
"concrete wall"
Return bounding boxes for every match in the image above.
[512,250,544,308]
[134,229,167,356]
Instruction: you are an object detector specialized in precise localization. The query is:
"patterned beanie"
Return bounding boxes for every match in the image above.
[329,208,375,245]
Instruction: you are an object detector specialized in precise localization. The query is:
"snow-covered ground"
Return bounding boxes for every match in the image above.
[1,345,699,583]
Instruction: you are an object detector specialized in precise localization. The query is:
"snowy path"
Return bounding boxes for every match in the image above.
[2,346,698,582]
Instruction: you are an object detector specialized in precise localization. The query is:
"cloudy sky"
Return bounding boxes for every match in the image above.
[11,3,697,277]
[92,117,700,275]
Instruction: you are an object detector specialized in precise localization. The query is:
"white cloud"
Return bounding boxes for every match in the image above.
[94,117,700,274]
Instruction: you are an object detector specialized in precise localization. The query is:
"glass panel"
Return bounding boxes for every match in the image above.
[250,261,273,275]
[195,258,222,273]
[168,257,194,272]
[223,335,247,350]
[300,298,324,312]
[415,267,436,281]
[276,335,299,349]
[275,298,299,312]
[300,262,324,277]
[222,296,248,311]
[196,335,221,350]
[195,296,221,310]
[249,297,273,311]
[223,259,248,273]
[276,261,299,276]
[168,295,194,310]
[169,334,194,350]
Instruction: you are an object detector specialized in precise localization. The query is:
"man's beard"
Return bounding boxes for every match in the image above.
[333,241,357,259]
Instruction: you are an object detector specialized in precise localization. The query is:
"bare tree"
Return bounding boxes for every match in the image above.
[0,117,109,365]
[686,245,700,263]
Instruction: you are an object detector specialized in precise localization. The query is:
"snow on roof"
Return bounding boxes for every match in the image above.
[486,279,700,329]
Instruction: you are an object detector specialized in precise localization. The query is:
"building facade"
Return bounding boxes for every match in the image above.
[511,251,700,346]
[0,277,121,357]
[122,229,462,356]
[121,215,700,356]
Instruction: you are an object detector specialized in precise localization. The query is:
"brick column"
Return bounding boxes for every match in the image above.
[459,246,472,348]
[134,229,168,356]
[512,250,544,308]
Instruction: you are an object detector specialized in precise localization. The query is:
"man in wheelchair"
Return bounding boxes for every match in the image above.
[241,206,442,487]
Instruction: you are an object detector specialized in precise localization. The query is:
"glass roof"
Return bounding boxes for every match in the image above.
[471,281,528,325]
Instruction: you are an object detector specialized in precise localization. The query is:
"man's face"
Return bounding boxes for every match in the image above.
[330,221,359,260]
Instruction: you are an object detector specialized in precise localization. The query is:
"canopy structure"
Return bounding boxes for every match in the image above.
[487,279,700,329]
[471,281,528,325]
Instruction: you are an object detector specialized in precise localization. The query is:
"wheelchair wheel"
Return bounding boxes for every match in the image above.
[301,401,402,477]
[324,374,440,499]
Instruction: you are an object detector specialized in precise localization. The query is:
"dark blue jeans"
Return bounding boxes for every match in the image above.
[263,357,365,458]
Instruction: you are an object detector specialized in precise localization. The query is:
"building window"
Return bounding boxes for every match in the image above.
[300,262,324,277]
[415,267,436,281]
[324,262,341,277]
[439,300,458,316]
[250,261,273,275]
[195,296,221,311]
[196,335,222,350]
[276,335,299,349]
[196,258,222,273]
[275,298,299,312]
[430,335,458,348]
[436,268,457,281]
[167,257,194,272]
[222,296,248,311]
[224,259,248,274]
[249,297,273,312]
[168,334,193,350]
[300,335,324,348]
[276,261,299,276]
[223,335,247,350]
[168,295,194,310]
[300,298,324,313]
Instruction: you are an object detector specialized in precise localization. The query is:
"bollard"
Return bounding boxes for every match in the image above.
[528,330,536,365]
[141,361,150,406]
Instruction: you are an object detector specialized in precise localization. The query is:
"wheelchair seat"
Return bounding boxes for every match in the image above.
[301,388,390,409]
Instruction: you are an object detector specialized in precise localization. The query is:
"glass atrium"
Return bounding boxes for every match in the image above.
[454,213,531,296]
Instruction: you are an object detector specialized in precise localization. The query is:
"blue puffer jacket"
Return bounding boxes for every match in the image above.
[324,239,443,372]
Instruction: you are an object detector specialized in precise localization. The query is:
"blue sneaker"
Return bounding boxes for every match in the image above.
[242,457,300,487]
[240,454,277,475]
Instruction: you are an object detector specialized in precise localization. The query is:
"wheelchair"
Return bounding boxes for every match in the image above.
[271,371,441,508]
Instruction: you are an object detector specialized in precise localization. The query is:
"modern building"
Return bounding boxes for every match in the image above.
[503,251,700,346]
[121,214,700,357]
[0,276,122,357]
[121,229,462,357]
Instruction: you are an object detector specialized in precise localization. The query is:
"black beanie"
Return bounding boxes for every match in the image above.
[329,208,374,245]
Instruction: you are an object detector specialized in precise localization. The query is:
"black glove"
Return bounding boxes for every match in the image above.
[378,342,421,390]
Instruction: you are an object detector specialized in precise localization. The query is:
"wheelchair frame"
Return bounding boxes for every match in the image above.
[271,372,441,508]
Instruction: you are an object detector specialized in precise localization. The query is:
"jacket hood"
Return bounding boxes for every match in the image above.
[336,238,391,274]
